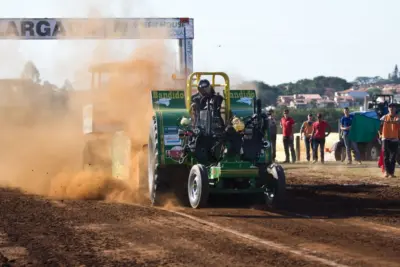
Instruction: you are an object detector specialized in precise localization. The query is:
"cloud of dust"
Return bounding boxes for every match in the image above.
[0,5,179,205]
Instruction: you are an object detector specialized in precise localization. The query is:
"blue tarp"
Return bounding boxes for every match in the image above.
[350,111,379,119]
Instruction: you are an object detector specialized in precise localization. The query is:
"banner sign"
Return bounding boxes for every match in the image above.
[0,18,194,39]
[151,90,186,110]
[228,90,256,110]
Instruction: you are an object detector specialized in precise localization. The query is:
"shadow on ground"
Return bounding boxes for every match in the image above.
[206,183,400,222]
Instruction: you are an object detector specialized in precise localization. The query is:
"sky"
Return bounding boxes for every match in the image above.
[0,0,398,87]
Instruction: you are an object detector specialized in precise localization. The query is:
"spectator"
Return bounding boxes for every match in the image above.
[340,107,362,165]
[280,109,296,163]
[310,113,331,164]
[379,103,400,178]
[267,107,277,162]
[299,113,314,162]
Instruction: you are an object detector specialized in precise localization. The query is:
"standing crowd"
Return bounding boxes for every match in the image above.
[267,108,333,164]
[267,107,361,165]
[267,104,400,177]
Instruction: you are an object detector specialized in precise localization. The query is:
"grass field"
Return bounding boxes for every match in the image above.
[275,132,339,162]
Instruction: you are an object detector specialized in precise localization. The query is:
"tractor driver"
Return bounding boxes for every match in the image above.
[190,79,224,129]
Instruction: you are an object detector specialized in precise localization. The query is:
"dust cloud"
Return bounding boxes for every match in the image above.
[0,4,179,205]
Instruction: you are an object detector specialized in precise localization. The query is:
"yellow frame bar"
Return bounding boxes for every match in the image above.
[186,72,231,122]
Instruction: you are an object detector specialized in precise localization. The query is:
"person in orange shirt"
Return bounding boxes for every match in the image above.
[379,103,400,178]
[299,113,314,162]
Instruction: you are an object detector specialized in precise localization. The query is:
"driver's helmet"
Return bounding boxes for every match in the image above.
[198,79,213,97]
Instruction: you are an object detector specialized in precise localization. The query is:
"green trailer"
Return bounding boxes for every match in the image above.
[136,72,286,209]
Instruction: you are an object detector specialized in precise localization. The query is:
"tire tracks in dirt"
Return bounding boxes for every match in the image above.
[158,207,350,267]
[165,205,400,267]
[0,188,324,267]
[0,167,399,267]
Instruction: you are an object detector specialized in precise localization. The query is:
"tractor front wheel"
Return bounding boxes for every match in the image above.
[187,164,210,209]
[265,163,286,209]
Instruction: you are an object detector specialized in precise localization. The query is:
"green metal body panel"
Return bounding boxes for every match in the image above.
[207,159,265,194]
[150,89,273,194]
[151,90,186,110]
[151,90,190,165]
[229,89,256,111]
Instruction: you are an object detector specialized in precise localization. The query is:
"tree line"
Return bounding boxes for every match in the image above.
[20,60,73,111]
[245,64,400,107]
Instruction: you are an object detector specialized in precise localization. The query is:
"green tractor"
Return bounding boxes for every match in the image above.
[138,72,286,209]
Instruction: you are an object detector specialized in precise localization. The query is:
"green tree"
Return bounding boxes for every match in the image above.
[353,76,384,85]
[62,79,74,90]
[367,87,382,97]
[21,61,40,84]
[275,76,352,96]
[393,64,399,80]
[241,81,280,106]
[310,99,317,108]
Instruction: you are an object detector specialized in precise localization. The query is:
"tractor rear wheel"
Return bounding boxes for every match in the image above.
[82,135,112,175]
[265,163,286,209]
[148,117,165,206]
[188,164,210,209]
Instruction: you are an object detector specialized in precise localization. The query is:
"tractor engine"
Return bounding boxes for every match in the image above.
[225,98,270,163]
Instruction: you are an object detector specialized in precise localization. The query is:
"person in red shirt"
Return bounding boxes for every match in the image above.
[280,109,296,163]
[310,113,332,164]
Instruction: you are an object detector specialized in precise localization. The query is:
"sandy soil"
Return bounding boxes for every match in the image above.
[0,162,398,267]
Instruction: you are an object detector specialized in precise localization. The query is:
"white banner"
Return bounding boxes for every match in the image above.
[178,38,194,75]
[0,18,194,39]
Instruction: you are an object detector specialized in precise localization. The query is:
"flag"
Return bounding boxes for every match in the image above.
[378,147,384,173]
[348,113,381,143]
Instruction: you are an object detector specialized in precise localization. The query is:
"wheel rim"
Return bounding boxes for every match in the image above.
[264,187,275,204]
[189,172,201,203]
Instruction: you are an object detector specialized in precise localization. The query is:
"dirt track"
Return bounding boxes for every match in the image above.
[0,162,399,267]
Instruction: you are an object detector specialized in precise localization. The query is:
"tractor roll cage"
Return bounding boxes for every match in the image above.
[186,72,231,122]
